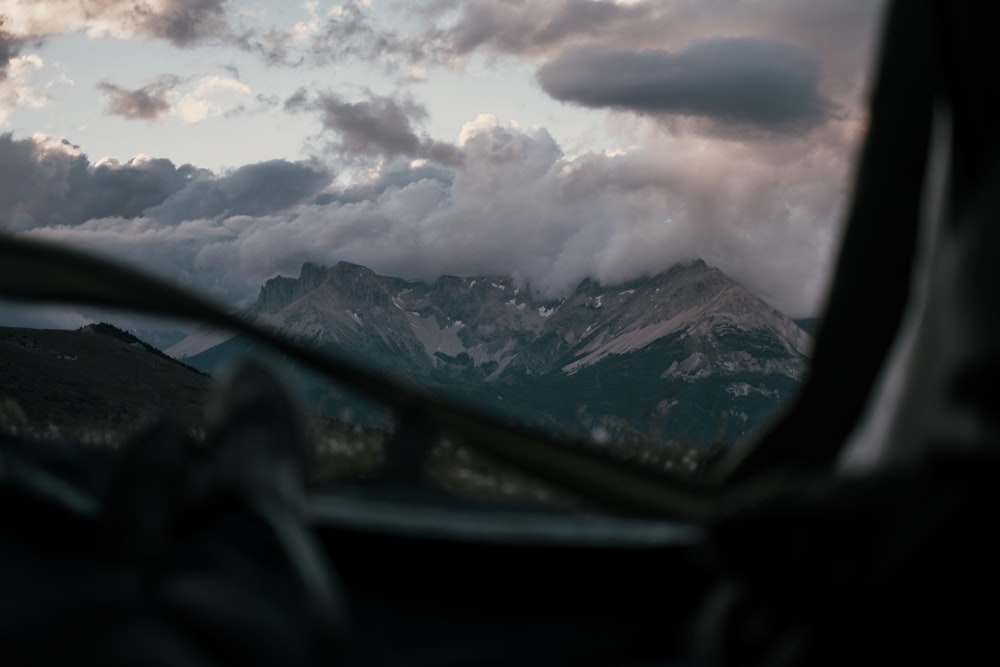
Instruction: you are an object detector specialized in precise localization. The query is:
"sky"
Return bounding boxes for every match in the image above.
[1,0,886,329]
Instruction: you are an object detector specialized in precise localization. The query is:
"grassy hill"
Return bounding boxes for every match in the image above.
[0,324,211,443]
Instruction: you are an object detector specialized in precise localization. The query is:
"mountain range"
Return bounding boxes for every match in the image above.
[170,259,812,446]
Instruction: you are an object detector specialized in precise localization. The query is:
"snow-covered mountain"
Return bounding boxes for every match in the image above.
[174,260,811,445]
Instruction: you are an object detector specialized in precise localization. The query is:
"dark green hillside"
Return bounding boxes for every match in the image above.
[483,331,800,446]
[0,325,211,440]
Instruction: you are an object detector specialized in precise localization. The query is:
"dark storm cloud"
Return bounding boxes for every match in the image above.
[145,159,331,224]
[0,134,328,232]
[0,133,202,230]
[97,75,181,120]
[1,134,335,306]
[538,38,834,132]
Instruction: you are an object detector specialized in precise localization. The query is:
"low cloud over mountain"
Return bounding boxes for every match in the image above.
[5,111,844,319]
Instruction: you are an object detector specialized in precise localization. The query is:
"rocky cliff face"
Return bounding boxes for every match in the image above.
[180,260,811,444]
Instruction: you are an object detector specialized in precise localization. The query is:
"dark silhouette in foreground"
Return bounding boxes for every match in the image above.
[2,361,346,666]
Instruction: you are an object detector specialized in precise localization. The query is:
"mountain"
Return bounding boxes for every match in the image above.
[173,260,811,445]
[0,324,210,440]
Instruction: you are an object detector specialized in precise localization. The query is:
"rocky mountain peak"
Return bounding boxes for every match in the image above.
[253,275,299,315]
[298,262,330,289]
[185,258,812,444]
[329,260,374,279]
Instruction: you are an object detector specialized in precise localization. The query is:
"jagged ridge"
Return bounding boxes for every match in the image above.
[179,260,811,444]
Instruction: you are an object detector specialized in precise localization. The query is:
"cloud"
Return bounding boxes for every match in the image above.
[0,0,230,46]
[318,91,426,157]
[1,1,239,123]
[134,0,230,47]
[1,3,238,123]
[0,1,879,322]
[419,0,882,133]
[329,159,455,203]
[6,116,850,317]
[288,88,463,165]
[2,14,49,121]
[145,159,331,224]
[283,86,309,111]
[96,74,252,123]
[0,133,204,230]
[0,133,327,233]
[1,14,23,76]
[422,0,881,65]
[3,0,419,75]
[0,53,49,123]
[173,74,251,123]
[435,0,658,59]
[234,0,427,69]
[538,38,834,134]
[98,75,181,120]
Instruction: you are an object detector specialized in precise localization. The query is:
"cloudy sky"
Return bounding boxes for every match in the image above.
[1,0,886,328]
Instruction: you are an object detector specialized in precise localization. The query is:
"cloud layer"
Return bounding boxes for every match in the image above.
[0,0,885,324]
[286,88,464,165]
[4,119,848,317]
[538,38,834,133]
[0,133,203,230]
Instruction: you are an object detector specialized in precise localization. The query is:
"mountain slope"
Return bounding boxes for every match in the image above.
[1,324,210,439]
[177,260,810,444]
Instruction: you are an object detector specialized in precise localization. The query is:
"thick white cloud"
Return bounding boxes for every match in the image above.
[0,54,48,123]
[174,75,251,123]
